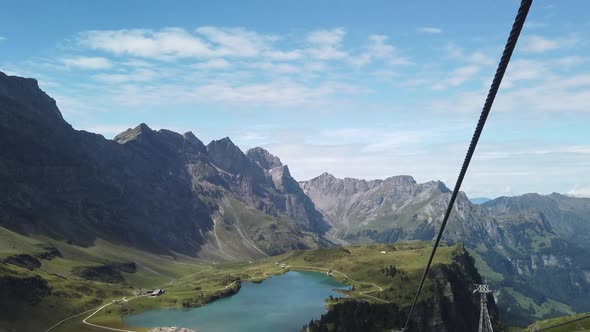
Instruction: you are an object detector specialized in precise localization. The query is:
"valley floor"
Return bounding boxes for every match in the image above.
[0,225,467,332]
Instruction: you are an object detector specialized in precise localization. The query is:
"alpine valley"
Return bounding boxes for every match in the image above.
[1,71,589,331]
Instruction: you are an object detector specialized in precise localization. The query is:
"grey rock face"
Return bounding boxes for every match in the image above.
[246,147,283,169]
[0,71,328,259]
[299,173,492,244]
[300,172,590,323]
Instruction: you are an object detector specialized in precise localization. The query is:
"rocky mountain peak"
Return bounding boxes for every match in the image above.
[114,123,154,144]
[246,147,283,170]
[0,71,63,122]
[269,165,293,190]
[383,175,416,185]
[182,131,207,153]
[113,125,208,158]
[313,172,338,184]
[183,131,197,139]
[207,136,239,155]
[424,180,451,193]
[318,172,335,179]
[206,137,259,175]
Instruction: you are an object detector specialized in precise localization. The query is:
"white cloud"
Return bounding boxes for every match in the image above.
[62,56,112,69]
[445,43,494,65]
[79,28,212,59]
[568,186,590,198]
[349,34,413,67]
[249,130,435,182]
[74,26,415,74]
[362,131,430,152]
[417,27,443,34]
[192,59,231,70]
[431,72,590,114]
[501,59,549,88]
[93,68,158,83]
[249,127,590,197]
[79,27,277,60]
[0,36,6,42]
[504,57,588,87]
[123,59,154,68]
[429,89,485,113]
[190,81,365,107]
[493,73,590,113]
[373,69,396,80]
[248,61,298,74]
[77,26,359,65]
[551,56,588,68]
[474,145,590,161]
[307,28,348,60]
[433,65,481,90]
[263,50,303,61]
[521,35,578,53]
[106,79,367,108]
[308,28,345,45]
[195,26,277,57]
[302,61,328,73]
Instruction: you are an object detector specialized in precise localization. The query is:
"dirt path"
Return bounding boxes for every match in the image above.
[46,264,213,332]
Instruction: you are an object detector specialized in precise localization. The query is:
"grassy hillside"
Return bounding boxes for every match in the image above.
[525,312,590,331]
[0,226,208,332]
[0,225,486,332]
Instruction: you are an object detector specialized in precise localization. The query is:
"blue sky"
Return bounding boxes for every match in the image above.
[1,0,589,198]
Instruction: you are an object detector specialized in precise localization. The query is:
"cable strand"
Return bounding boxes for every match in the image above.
[402,0,533,330]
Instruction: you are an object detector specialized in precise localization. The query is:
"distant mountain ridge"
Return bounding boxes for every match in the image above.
[300,173,590,325]
[470,197,492,204]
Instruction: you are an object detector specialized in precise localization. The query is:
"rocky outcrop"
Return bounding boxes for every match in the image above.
[1,254,41,271]
[299,173,495,245]
[247,146,283,169]
[71,262,136,284]
[0,274,51,304]
[149,328,196,332]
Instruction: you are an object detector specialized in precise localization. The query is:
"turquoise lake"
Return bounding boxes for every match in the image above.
[123,271,350,332]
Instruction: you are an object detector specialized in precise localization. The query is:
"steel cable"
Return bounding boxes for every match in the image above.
[402,0,533,330]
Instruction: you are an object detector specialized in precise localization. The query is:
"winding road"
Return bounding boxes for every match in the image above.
[46,264,214,332]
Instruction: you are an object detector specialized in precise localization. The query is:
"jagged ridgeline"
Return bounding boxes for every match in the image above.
[1,71,590,327]
[0,71,331,261]
[300,174,590,325]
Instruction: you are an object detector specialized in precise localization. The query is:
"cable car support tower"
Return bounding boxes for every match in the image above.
[474,284,494,332]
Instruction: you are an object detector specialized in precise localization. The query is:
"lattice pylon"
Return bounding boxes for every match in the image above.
[474,284,494,332]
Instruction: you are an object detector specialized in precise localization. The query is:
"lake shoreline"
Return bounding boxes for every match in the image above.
[121,270,350,332]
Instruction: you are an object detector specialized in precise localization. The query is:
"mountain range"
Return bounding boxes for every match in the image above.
[470,197,492,204]
[300,173,590,324]
[0,71,330,262]
[1,71,589,325]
